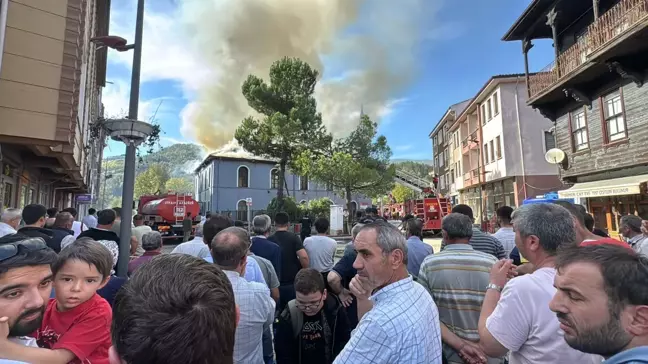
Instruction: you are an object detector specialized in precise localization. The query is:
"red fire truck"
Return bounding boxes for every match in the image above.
[138,193,200,241]
[403,188,451,234]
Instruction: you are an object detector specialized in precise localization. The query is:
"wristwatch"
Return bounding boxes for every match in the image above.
[486,283,503,293]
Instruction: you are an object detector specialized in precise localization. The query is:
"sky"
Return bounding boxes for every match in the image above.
[102,0,555,161]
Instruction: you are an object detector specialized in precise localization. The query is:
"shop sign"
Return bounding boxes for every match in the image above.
[75,194,93,203]
[558,185,640,199]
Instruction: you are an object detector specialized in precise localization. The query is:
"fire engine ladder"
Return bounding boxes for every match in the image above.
[175,193,188,225]
[394,169,448,219]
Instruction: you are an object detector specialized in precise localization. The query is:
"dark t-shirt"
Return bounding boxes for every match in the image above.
[301,311,327,364]
[78,228,120,245]
[331,242,358,329]
[269,230,304,285]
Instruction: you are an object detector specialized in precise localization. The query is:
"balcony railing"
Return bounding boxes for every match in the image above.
[529,0,648,99]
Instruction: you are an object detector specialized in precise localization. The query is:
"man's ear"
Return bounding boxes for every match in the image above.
[627,305,648,337]
[109,346,126,364]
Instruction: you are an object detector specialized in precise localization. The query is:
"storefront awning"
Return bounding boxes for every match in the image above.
[558,174,648,199]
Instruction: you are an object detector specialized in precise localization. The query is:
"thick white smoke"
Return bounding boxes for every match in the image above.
[178,0,432,150]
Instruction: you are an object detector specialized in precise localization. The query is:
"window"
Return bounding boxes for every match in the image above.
[487,99,493,120]
[450,170,455,184]
[270,168,280,189]
[481,104,487,125]
[483,144,489,164]
[496,136,502,159]
[440,175,445,189]
[571,109,589,151]
[489,140,495,162]
[237,165,249,188]
[603,90,626,142]
[439,151,445,167]
[493,92,499,115]
[3,183,12,209]
[300,176,308,191]
[236,200,248,221]
[544,131,556,151]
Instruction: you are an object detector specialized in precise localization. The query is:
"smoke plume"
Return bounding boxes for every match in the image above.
[179,0,431,150]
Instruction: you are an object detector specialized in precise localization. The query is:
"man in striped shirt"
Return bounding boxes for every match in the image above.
[419,213,502,364]
[440,205,506,259]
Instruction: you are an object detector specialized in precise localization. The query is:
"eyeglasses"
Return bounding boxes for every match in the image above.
[0,238,49,263]
[295,296,324,310]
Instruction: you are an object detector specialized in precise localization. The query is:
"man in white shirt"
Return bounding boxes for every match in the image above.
[620,215,648,255]
[211,227,275,364]
[303,217,337,273]
[474,203,601,364]
[0,209,21,238]
[61,207,87,238]
[0,234,58,364]
[131,214,152,257]
[491,206,516,258]
[81,208,98,229]
[171,223,209,258]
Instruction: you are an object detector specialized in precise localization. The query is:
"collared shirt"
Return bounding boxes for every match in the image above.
[492,227,516,258]
[406,236,434,278]
[418,244,499,363]
[225,270,275,364]
[1,337,37,364]
[128,251,162,275]
[0,222,17,238]
[604,346,648,363]
[628,235,648,257]
[82,215,97,229]
[334,276,443,364]
[205,255,266,285]
[171,237,210,258]
[441,227,506,259]
[71,221,87,238]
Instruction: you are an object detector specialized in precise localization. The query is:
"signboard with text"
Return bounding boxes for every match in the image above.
[76,194,92,204]
[558,185,640,199]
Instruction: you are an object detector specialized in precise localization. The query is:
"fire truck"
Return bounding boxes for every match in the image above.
[393,170,451,235]
[137,192,200,241]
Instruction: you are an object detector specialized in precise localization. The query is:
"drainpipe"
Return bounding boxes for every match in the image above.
[515,76,528,201]
[0,0,9,72]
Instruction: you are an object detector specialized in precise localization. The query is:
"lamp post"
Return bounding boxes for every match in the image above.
[93,0,148,277]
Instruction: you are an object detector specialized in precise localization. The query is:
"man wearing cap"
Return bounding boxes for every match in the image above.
[0,234,57,363]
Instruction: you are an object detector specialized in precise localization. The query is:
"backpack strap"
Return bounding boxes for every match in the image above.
[288,299,303,339]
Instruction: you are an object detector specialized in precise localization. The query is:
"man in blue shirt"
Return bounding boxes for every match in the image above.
[250,214,282,280]
[403,217,433,279]
[202,215,265,285]
[550,244,648,363]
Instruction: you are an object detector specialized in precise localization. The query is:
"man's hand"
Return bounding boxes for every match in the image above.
[349,275,374,300]
[489,259,514,288]
[458,342,488,364]
[338,289,354,307]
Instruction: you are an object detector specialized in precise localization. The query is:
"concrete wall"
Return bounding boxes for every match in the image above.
[196,158,371,213]
[481,85,507,182]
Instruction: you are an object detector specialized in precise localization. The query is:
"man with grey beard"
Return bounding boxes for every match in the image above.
[0,234,57,364]
[550,244,648,363]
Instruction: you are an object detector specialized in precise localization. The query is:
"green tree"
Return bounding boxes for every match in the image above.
[391,184,417,203]
[165,177,194,194]
[235,57,332,211]
[134,164,170,198]
[265,197,301,222]
[308,197,334,219]
[109,197,123,209]
[295,115,394,232]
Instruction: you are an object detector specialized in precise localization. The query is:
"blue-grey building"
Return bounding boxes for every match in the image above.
[194,146,371,219]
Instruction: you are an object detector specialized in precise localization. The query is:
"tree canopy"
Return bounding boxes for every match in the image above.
[134,164,170,198]
[165,177,194,194]
[235,57,332,210]
[295,114,394,230]
[391,184,418,203]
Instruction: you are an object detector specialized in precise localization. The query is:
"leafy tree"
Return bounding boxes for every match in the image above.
[265,197,301,222]
[235,57,332,211]
[308,197,334,219]
[394,161,434,179]
[295,114,394,232]
[391,184,418,203]
[108,197,123,209]
[165,177,194,194]
[134,164,170,198]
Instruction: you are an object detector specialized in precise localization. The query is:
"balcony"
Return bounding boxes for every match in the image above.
[529,0,648,100]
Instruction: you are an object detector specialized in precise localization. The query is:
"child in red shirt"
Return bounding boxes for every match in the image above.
[0,238,113,363]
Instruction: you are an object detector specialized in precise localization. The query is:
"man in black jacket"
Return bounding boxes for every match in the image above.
[275,268,351,364]
[18,204,57,252]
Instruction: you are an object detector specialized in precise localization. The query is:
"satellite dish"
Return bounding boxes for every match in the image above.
[545,148,566,164]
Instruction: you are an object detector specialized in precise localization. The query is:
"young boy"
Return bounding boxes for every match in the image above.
[0,239,113,363]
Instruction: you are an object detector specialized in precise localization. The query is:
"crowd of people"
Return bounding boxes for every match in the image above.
[1,200,647,364]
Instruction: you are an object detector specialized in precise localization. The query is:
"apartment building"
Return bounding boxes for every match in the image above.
[447,75,563,223]
[429,100,470,199]
[503,0,648,235]
[0,0,109,211]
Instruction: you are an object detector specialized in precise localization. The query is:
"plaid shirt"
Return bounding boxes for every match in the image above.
[334,276,443,364]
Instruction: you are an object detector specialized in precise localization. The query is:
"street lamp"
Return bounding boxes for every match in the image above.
[92,0,147,277]
[469,138,485,228]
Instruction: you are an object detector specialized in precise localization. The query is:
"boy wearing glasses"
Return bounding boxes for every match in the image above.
[0,239,113,363]
[275,268,351,364]
[0,235,57,364]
